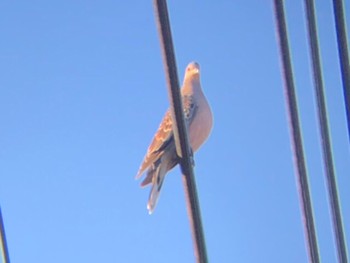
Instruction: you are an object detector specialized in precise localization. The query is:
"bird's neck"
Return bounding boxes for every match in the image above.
[182,78,201,96]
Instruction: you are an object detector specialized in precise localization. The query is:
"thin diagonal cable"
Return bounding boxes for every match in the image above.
[304,1,348,262]
[153,1,208,262]
[273,1,320,262]
[0,207,10,263]
[332,0,350,142]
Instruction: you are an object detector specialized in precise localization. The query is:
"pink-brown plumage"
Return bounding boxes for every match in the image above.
[136,62,213,213]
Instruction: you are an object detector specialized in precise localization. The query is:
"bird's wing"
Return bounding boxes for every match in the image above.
[136,110,174,178]
[183,94,197,123]
[136,95,197,179]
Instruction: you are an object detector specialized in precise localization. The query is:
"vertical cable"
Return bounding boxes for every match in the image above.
[0,207,10,263]
[304,0,348,262]
[332,0,350,142]
[153,1,208,262]
[273,1,320,262]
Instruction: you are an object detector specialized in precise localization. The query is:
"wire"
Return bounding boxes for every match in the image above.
[0,207,10,263]
[153,1,208,262]
[273,1,320,262]
[332,0,350,143]
[303,0,349,262]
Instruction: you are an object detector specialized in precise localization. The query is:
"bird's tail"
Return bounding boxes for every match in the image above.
[146,159,169,214]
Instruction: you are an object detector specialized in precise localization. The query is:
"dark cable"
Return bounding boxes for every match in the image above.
[332,0,350,142]
[0,207,10,263]
[153,1,208,262]
[273,1,320,262]
[304,0,348,262]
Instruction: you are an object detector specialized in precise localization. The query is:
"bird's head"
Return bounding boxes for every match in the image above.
[184,62,200,80]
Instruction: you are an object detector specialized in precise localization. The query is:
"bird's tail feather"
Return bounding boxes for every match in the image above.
[147,161,168,214]
[140,168,154,187]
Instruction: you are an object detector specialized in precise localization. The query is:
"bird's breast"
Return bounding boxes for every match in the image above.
[189,96,213,152]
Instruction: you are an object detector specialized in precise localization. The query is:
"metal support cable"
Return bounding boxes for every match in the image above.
[332,0,350,142]
[304,0,349,262]
[153,1,208,262]
[273,1,320,262]
[0,207,10,263]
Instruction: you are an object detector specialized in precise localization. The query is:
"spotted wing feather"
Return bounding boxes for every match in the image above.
[136,110,174,178]
[136,95,197,180]
[183,95,197,122]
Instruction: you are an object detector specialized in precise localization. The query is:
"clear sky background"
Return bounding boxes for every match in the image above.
[0,1,349,262]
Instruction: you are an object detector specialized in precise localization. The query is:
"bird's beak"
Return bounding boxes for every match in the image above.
[193,68,200,75]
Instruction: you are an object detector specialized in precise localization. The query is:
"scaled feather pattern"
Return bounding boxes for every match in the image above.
[136,62,213,214]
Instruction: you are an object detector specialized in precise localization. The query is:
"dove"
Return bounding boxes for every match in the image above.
[136,62,213,214]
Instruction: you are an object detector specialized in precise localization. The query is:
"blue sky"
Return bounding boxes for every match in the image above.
[0,1,349,262]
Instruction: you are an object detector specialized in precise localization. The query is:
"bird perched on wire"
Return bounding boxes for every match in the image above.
[136,62,213,214]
